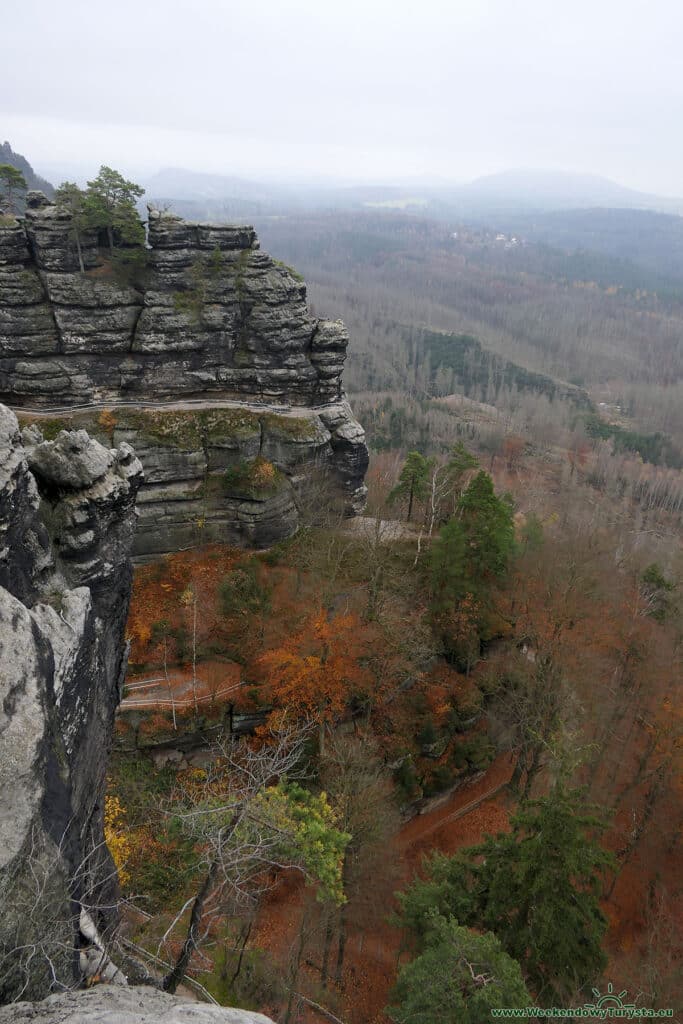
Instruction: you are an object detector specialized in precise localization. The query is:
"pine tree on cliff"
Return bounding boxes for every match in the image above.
[85,165,144,256]
[54,182,88,272]
[0,164,27,214]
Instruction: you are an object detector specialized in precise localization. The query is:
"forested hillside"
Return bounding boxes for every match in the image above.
[105,201,682,1024]
[0,141,54,205]
[255,210,683,454]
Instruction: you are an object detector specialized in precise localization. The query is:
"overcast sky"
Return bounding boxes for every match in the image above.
[2,0,682,193]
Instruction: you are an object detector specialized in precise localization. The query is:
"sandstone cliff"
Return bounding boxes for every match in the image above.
[0,404,143,1000]
[0,197,368,555]
[0,986,275,1023]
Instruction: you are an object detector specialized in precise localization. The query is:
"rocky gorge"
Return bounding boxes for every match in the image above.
[0,194,369,556]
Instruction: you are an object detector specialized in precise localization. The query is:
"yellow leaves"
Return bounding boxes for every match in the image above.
[97,408,117,436]
[250,457,277,489]
[104,794,131,889]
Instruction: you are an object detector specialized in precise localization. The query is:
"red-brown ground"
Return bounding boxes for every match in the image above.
[252,753,515,1024]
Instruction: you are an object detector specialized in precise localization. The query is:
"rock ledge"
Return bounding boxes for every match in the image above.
[0,986,275,1023]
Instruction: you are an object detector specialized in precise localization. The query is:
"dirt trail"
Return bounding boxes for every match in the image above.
[17,396,340,418]
[253,754,515,1024]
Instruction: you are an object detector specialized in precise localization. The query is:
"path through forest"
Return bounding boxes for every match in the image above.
[252,752,515,1024]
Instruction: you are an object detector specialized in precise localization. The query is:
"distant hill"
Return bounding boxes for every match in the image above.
[490,206,683,285]
[458,169,682,213]
[142,165,683,227]
[0,141,54,202]
[142,167,278,203]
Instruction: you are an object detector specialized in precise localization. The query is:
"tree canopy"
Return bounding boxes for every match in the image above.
[430,471,515,604]
[390,451,433,521]
[397,786,613,1002]
[85,165,144,249]
[0,164,27,213]
[54,182,89,272]
[257,609,372,752]
[389,917,531,1024]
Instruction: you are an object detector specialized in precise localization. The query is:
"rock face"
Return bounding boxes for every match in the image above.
[0,986,275,1023]
[0,404,143,1001]
[0,202,368,554]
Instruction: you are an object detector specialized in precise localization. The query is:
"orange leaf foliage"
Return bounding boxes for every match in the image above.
[256,609,373,727]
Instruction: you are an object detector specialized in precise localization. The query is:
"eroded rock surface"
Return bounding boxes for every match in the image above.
[0,405,143,1001]
[0,986,275,1023]
[0,203,368,554]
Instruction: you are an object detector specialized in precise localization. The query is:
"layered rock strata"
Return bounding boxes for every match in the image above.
[0,200,368,553]
[0,405,143,1000]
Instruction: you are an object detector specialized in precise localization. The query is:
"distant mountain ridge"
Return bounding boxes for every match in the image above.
[0,141,54,199]
[142,165,683,218]
[458,168,683,213]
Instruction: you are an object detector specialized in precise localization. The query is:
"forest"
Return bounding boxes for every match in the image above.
[106,214,682,1020]
[2,0,682,1017]
[14,169,673,1021]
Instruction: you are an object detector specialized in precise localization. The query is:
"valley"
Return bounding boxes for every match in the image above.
[0,151,680,1024]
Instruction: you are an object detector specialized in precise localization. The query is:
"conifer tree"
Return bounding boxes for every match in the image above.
[390,451,433,521]
[54,181,88,272]
[458,470,515,580]
[0,164,26,213]
[85,165,145,257]
[389,918,532,1024]
[397,787,614,1002]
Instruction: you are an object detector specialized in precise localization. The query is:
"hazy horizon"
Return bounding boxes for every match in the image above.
[3,0,682,195]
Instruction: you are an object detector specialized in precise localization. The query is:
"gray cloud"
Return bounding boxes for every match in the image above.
[2,0,682,192]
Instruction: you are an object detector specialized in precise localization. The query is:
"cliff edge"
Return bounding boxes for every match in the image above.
[0,986,275,1023]
[0,198,369,556]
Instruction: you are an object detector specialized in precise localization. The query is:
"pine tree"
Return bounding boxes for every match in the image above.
[0,164,27,213]
[85,165,145,257]
[458,470,515,580]
[390,451,433,521]
[389,918,532,1024]
[397,787,614,1002]
[472,787,613,1000]
[54,181,88,272]
[429,517,468,611]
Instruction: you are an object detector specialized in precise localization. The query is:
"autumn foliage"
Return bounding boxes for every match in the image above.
[256,610,373,747]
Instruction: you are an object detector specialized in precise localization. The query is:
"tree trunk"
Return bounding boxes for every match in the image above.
[161,858,219,993]
[333,858,350,987]
[334,904,347,988]
[230,918,253,984]
[75,230,85,273]
[321,911,334,988]
[509,750,526,794]
[284,905,309,1024]
[107,224,114,256]
[406,483,414,522]
[521,745,542,800]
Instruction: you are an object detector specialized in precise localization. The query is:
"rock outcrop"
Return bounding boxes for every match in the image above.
[0,986,275,1023]
[0,202,368,554]
[0,404,143,1001]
